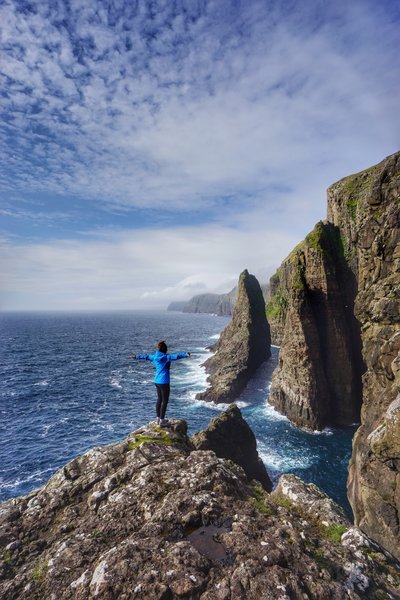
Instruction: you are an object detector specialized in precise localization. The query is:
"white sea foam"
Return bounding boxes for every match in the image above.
[262,401,289,422]
[34,380,49,387]
[258,443,313,472]
[0,468,55,491]
[209,333,220,340]
[259,450,313,472]
[110,370,123,389]
[110,377,122,389]
[189,398,228,412]
[309,428,334,436]
[101,423,115,432]
[236,401,250,409]
[40,424,52,438]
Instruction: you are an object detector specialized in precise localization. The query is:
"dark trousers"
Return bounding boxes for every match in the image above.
[155,383,170,419]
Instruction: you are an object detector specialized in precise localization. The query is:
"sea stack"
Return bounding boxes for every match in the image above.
[267,220,363,430]
[197,269,271,403]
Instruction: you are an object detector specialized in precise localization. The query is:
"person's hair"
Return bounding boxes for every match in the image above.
[157,340,167,353]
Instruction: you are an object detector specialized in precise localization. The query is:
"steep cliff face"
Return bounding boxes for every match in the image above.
[268,221,363,430]
[197,270,271,403]
[327,151,400,561]
[267,151,400,559]
[1,411,399,600]
[183,290,236,316]
[168,289,236,316]
[168,285,270,318]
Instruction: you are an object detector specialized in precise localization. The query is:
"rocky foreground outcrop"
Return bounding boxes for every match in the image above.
[197,270,271,403]
[267,151,400,559]
[1,409,399,600]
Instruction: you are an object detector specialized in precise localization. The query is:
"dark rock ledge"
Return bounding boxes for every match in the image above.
[0,408,399,600]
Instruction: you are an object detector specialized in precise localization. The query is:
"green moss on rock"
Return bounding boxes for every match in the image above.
[340,167,375,221]
[320,523,348,544]
[127,431,173,450]
[248,481,273,516]
[266,291,288,321]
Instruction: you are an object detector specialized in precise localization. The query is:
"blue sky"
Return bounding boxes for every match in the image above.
[1,0,399,310]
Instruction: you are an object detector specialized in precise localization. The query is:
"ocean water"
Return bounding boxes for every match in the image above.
[0,311,356,515]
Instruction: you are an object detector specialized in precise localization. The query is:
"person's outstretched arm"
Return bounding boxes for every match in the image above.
[129,353,155,360]
[167,351,191,361]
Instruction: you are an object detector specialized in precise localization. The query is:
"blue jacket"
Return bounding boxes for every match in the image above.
[135,350,188,384]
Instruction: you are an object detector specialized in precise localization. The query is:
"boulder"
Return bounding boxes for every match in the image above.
[192,404,272,492]
[273,474,350,527]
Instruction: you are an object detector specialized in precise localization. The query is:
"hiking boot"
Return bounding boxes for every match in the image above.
[160,419,169,427]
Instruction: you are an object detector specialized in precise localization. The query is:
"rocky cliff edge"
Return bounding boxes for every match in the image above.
[1,408,399,600]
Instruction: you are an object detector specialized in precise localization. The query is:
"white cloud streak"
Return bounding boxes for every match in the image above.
[0,225,299,310]
[0,0,399,310]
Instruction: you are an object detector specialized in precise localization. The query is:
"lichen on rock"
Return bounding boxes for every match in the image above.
[1,410,399,600]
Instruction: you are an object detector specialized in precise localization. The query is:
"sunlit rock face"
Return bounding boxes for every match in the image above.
[1,409,399,599]
[267,220,363,430]
[197,269,271,404]
[327,151,400,561]
[267,150,400,559]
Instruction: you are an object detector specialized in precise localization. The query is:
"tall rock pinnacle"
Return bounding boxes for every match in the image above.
[197,269,271,403]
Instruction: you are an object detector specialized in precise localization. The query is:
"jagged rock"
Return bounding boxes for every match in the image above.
[268,221,363,429]
[273,474,350,527]
[197,270,271,403]
[191,404,272,492]
[327,151,400,561]
[1,416,399,600]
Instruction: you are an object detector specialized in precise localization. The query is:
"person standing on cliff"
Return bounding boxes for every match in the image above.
[129,341,190,427]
